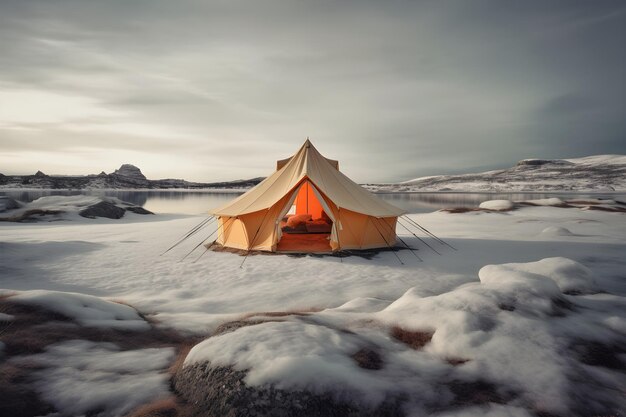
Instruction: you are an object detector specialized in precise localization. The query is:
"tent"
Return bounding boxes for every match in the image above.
[210,139,406,253]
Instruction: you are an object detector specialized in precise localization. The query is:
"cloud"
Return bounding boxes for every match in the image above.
[0,0,624,182]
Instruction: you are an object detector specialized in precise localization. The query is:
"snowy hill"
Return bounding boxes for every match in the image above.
[367,155,626,192]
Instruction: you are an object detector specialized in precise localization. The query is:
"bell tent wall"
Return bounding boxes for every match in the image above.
[210,140,405,252]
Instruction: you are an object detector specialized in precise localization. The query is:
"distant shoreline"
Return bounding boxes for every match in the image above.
[1,187,625,195]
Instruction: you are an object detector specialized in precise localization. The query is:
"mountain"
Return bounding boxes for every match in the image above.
[364,155,626,192]
[0,164,264,190]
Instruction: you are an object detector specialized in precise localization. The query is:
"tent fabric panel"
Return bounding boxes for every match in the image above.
[216,216,249,250]
[295,181,325,219]
[210,140,405,218]
[304,145,405,217]
[248,192,297,251]
[334,209,368,249]
[277,156,339,171]
[210,146,308,217]
[331,209,398,250]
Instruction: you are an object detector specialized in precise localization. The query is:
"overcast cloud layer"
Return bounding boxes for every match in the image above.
[0,0,624,182]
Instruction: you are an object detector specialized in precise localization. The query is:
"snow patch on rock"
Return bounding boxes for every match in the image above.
[10,290,149,330]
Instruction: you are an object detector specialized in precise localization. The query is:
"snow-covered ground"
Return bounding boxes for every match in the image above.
[1,199,625,416]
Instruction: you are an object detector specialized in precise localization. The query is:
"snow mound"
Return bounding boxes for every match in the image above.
[184,321,400,404]
[523,197,565,206]
[10,290,149,330]
[540,226,575,237]
[485,257,596,294]
[479,200,514,211]
[20,340,174,417]
[181,257,609,415]
[28,195,106,209]
[329,297,392,312]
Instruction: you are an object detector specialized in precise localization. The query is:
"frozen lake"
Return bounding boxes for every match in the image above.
[1,189,624,215]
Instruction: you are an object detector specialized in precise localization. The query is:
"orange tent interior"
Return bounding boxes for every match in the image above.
[276,180,333,252]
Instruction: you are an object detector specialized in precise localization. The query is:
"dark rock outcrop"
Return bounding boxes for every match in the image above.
[174,363,402,417]
[79,201,126,219]
[112,164,147,180]
[125,206,154,215]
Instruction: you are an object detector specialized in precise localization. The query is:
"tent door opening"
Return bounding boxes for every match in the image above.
[277,180,333,252]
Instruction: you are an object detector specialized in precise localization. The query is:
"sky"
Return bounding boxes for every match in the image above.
[0,0,624,183]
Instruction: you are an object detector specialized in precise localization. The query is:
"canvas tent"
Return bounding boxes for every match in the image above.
[210,139,406,253]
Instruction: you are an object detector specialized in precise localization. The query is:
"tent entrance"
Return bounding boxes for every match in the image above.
[277,180,333,252]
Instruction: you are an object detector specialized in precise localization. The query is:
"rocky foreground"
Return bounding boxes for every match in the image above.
[0,195,154,222]
[0,164,264,190]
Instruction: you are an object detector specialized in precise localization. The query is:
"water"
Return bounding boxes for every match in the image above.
[1,189,623,215]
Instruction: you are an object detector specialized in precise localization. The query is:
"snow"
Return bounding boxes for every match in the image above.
[14,340,174,417]
[540,226,575,236]
[479,199,514,211]
[183,255,622,415]
[522,197,565,206]
[10,290,149,330]
[1,194,154,222]
[564,154,626,165]
[0,312,14,321]
[1,196,625,416]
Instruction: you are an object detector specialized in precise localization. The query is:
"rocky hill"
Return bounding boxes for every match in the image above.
[0,164,264,190]
[365,155,626,192]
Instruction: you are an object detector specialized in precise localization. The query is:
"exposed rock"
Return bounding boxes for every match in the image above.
[351,347,383,370]
[112,164,147,181]
[79,201,126,219]
[0,164,264,190]
[125,206,154,215]
[173,363,402,417]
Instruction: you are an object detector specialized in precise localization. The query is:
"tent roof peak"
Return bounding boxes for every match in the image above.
[211,139,406,217]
